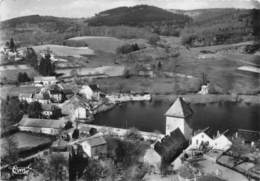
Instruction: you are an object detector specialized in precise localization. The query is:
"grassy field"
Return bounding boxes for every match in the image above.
[66,36,125,53]
[33,44,95,57]
[0,85,40,99]
[0,64,39,82]
[1,132,52,157]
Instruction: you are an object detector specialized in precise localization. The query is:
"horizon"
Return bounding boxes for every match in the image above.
[1,0,260,21]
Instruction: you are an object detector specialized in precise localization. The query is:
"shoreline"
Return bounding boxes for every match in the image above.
[152,94,260,104]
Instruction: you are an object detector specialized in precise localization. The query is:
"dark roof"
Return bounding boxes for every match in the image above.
[41,104,53,111]
[89,84,100,92]
[238,129,260,142]
[154,128,188,162]
[62,89,74,95]
[165,97,193,118]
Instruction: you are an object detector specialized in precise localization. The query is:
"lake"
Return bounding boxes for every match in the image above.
[93,100,260,135]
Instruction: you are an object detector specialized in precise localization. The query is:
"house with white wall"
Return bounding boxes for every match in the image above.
[34,76,57,86]
[79,85,94,100]
[78,134,107,158]
[165,97,193,139]
[190,132,214,149]
[189,131,232,152]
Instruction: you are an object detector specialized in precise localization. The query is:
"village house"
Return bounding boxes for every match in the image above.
[236,129,260,145]
[141,147,162,174]
[190,131,214,149]
[79,85,94,100]
[89,84,102,99]
[41,104,62,119]
[165,97,193,139]
[154,128,189,168]
[18,116,67,135]
[189,130,232,152]
[33,92,51,104]
[78,134,107,158]
[213,134,232,151]
[34,76,57,86]
[19,93,34,103]
[61,95,93,122]
[49,89,64,103]
[41,104,53,118]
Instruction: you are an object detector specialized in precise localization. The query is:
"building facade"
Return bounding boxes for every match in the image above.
[165,97,193,139]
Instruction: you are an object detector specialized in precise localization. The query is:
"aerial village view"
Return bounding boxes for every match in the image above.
[0,0,260,180]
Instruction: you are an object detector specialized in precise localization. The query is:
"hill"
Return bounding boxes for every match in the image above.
[87,5,192,36]
[0,15,157,46]
[1,8,259,47]
[170,9,260,47]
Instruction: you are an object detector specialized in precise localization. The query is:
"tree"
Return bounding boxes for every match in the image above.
[64,121,73,130]
[148,35,160,45]
[158,61,162,70]
[2,136,19,165]
[9,38,16,52]
[124,69,131,79]
[72,128,79,139]
[26,48,38,69]
[89,128,98,136]
[82,159,104,181]
[27,101,42,118]
[39,54,55,76]
[17,72,31,83]
[46,153,68,181]
[51,106,62,119]
[1,96,24,132]
[124,128,143,141]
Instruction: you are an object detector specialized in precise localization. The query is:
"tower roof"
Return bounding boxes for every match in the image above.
[165,97,193,118]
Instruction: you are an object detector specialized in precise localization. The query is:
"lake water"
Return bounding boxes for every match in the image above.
[93,100,260,135]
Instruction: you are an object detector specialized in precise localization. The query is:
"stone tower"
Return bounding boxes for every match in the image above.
[165,97,193,139]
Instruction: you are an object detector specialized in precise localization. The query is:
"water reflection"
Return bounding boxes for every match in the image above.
[93,101,260,134]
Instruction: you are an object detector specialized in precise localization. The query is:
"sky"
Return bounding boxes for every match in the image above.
[0,0,260,21]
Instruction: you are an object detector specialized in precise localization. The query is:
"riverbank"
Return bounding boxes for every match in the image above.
[153,94,260,104]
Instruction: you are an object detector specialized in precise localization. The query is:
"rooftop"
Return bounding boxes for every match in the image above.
[18,116,66,129]
[154,128,188,160]
[79,135,106,147]
[165,97,193,118]
[34,76,57,82]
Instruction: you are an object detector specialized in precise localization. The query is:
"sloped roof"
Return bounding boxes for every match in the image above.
[79,135,106,147]
[19,93,32,98]
[34,76,56,82]
[41,104,53,111]
[165,97,193,118]
[238,129,260,142]
[18,116,66,129]
[154,128,188,160]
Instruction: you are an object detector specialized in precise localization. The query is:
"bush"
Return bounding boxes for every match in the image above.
[148,35,160,45]
[124,127,143,141]
[117,43,140,54]
[72,128,79,139]
[17,72,31,83]
[27,101,42,118]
